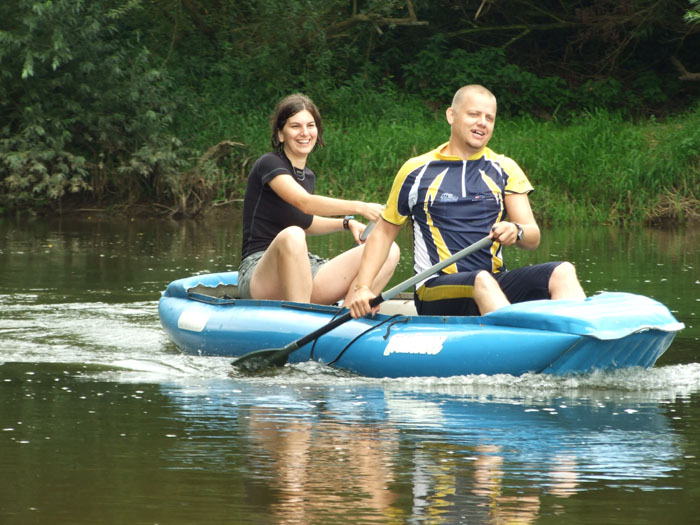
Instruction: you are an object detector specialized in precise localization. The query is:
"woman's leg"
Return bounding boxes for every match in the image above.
[249,226,313,302]
[311,242,400,305]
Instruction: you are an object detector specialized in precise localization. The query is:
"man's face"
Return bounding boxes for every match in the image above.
[447,91,497,156]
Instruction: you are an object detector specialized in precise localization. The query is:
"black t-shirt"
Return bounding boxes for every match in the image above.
[241,151,316,259]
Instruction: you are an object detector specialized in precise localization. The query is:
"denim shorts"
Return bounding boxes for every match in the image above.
[237,250,329,299]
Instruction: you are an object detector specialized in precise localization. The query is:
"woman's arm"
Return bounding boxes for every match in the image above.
[305,215,367,243]
[268,174,383,222]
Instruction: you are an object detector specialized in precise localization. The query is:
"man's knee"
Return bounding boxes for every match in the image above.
[473,270,509,314]
[550,261,586,300]
[474,270,498,292]
[551,261,579,284]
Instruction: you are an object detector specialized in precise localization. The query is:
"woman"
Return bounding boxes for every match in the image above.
[238,93,400,305]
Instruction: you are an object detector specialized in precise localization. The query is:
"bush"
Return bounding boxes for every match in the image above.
[402,42,571,116]
[0,0,186,209]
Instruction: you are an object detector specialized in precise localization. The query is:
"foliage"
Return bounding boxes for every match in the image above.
[686,0,700,24]
[1,0,698,222]
[402,43,572,116]
[493,108,700,224]
[0,0,187,210]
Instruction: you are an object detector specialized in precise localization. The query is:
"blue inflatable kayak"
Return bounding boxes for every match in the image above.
[158,272,684,378]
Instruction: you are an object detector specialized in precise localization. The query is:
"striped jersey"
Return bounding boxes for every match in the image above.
[382,143,533,281]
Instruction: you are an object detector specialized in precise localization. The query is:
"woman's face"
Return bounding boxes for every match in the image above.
[278,109,318,163]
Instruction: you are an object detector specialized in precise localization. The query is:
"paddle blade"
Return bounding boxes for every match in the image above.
[231,347,291,374]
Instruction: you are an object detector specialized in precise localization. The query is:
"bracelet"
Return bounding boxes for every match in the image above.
[354,284,371,292]
[343,215,354,230]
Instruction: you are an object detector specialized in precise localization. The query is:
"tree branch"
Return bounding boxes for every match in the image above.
[329,14,427,35]
[329,1,427,37]
[671,56,700,81]
[447,21,577,38]
[405,0,417,20]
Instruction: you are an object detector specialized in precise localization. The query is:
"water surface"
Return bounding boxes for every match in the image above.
[1,215,698,524]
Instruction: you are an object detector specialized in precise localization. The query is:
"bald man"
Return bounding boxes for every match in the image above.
[348,85,585,319]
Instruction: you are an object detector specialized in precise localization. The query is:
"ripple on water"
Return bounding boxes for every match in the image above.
[2,297,699,403]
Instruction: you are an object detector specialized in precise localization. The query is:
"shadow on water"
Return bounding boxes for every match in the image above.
[0,214,699,523]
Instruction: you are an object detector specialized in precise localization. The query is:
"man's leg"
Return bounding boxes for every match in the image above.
[416,270,507,316]
[548,262,586,301]
[473,270,510,314]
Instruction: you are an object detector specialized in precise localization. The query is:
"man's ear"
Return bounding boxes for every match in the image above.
[446,107,454,125]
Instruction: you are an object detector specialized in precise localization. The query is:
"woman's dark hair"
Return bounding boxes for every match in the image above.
[270,93,325,152]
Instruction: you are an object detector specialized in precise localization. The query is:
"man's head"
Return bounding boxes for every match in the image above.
[446,85,497,158]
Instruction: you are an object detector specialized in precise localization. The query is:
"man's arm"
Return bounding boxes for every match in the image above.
[492,193,541,250]
[347,219,402,319]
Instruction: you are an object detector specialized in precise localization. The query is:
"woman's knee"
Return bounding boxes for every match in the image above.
[274,226,308,256]
[386,242,401,268]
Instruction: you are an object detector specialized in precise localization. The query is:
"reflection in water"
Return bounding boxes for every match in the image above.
[245,406,398,523]
[157,373,694,524]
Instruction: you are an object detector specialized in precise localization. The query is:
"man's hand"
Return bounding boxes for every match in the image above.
[348,284,377,319]
[490,221,519,245]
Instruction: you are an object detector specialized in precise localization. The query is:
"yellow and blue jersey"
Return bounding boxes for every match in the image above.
[383,143,533,281]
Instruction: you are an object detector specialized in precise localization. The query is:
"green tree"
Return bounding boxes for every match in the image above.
[0,0,183,210]
[686,0,700,23]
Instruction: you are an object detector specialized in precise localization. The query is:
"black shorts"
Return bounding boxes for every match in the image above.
[415,262,562,316]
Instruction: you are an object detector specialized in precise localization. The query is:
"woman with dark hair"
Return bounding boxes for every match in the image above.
[238,93,400,305]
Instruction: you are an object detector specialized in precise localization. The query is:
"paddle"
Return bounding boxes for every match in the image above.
[232,235,492,374]
[359,219,377,242]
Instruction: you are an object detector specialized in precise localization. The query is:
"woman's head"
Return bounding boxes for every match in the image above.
[270,94,325,153]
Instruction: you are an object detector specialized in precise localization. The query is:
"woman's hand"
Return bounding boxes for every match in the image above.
[358,202,385,223]
[348,220,367,244]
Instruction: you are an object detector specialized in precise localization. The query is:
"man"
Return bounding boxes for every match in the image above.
[348,84,585,319]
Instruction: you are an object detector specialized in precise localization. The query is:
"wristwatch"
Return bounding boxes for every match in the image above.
[343,215,354,230]
[514,222,524,242]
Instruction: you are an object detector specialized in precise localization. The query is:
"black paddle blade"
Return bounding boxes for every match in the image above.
[231,347,290,374]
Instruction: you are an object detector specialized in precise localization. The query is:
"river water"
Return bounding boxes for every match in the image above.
[1,213,698,524]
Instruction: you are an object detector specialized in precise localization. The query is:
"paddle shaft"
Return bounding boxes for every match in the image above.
[359,220,376,241]
[262,235,492,357]
[379,235,492,303]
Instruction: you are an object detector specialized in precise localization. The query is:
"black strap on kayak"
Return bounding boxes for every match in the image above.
[309,306,347,361]
[186,292,237,305]
[325,314,405,366]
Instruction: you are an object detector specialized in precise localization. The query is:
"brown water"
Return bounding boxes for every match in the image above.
[1,214,698,524]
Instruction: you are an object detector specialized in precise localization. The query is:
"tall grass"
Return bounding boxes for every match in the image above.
[174,89,700,225]
[496,107,700,223]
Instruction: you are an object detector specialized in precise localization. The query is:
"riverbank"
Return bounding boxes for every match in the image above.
[5,106,699,226]
[18,193,700,227]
